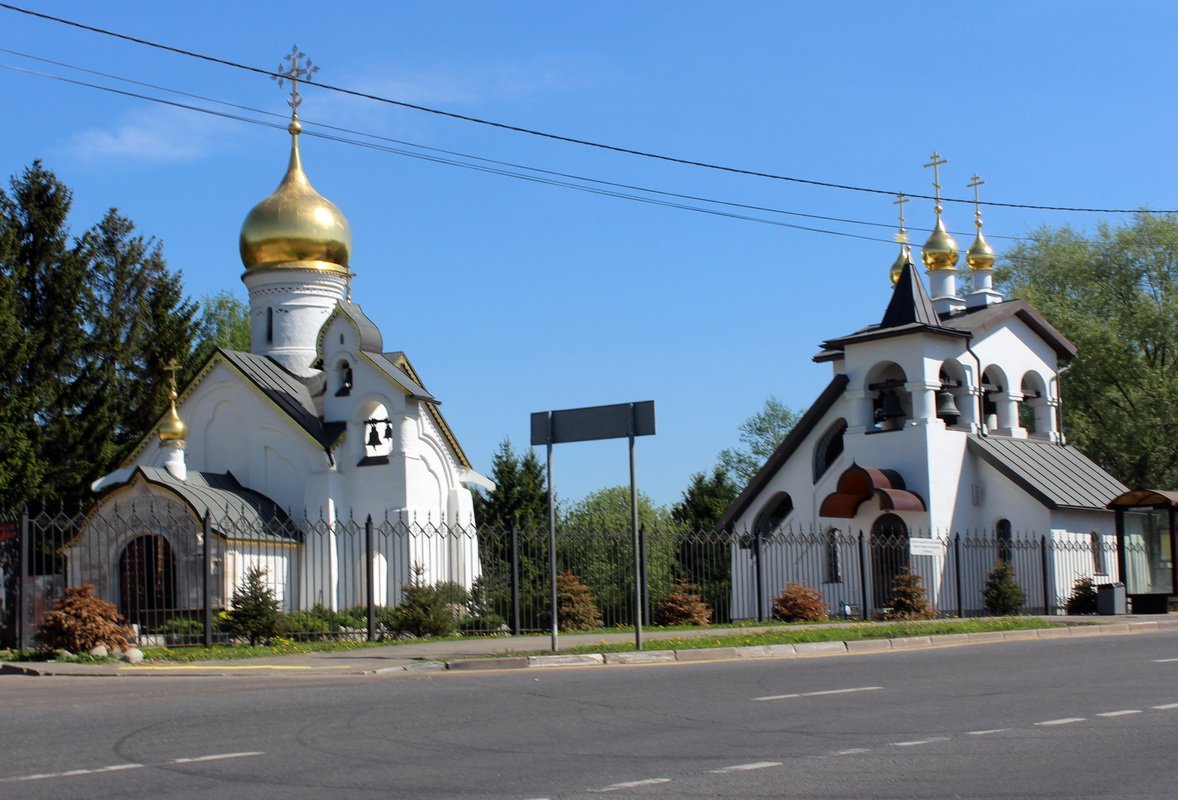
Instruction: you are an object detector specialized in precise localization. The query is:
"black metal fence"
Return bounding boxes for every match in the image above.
[0,504,1128,650]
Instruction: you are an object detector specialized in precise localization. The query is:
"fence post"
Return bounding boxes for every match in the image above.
[1040,534,1050,615]
[753,532,764,622]
[17,510,28,651]
[858,530,869,621]
[510,525,520,635]
[202,511,213,648]
[954,533,963,618]
[365,516,375,642]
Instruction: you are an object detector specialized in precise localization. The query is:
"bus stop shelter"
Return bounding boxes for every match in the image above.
[1108,489,1178,614]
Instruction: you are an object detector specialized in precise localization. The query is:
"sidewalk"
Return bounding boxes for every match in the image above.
[4,616,1176,678]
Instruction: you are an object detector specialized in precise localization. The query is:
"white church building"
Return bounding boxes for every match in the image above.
[68,76,491,620]
[719,175,1127,618]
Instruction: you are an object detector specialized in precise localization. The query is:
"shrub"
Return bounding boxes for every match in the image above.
[386,565,458,638]
[278,611,333,638]
[556,569,603,631]
[983,560,1026,616]
[35,584,134,652]
[1065,577,1099,614]
[460,577,507,634]
[771,583,829,623]
[884,567,936,621]
[158,616,205,644]
[654,579,713,626]
[224,566,281,646]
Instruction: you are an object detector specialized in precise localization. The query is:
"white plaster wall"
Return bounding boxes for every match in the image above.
[242,268,347,376]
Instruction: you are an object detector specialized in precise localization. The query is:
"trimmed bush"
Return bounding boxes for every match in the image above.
[771,583,829,623]
[983,560,1026,616]
[556,569,603,631]
[386,565,458,638]
[884,567,936,621]
[35,584,134,652]
[654,579,713,626]
[224,566,281,646]
[1065,577,1099,615]
[278,611,333,638]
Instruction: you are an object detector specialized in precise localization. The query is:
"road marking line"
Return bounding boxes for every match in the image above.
[593,778,672,791]
[1151,702,1178,710]
[708,762,781,773]
[891,737,950,747]
[1097,710,1141,717]
[1154,658,1178,663]
[966,729,1009,735]
[832,748,871,756]
[1036,718,1085,726]
[754,686,882,701]
[0,751,264,784]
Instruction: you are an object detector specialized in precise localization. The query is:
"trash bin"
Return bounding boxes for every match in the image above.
[1096,582,1126,615]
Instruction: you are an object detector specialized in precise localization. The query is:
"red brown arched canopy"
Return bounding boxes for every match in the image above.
[819,463,926,519]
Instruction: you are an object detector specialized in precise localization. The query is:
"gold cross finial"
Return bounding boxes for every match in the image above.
[924,151,948,215]
[893,193,909,244]
[273,44,319,120]
[164,359,182,397]
[968,173,985,230]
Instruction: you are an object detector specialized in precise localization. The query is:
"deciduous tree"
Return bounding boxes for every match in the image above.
[718,395,800,486]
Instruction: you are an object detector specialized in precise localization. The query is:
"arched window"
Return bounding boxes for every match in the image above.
[997,519,1013,566]
[813,419,847,483]
[824,527,843,584]
[754,492,793,536]
[335,360,353,397]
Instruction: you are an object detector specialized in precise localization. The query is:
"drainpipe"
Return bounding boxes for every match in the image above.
[966,340,986,437]
[1050,363,1073,446]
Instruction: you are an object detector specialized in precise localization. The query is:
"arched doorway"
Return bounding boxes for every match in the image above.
[119,534,176,632]
[870,514,909,612]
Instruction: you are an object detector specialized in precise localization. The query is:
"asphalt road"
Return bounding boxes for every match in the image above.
[2,632,1178,799]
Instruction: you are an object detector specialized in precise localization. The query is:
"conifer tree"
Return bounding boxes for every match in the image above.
[472,438,548,530]
[672,465,739,532]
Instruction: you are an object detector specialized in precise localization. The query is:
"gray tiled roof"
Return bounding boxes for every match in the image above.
[967,435,1127,511]
[127,467,299,542]
[220,349,345,448]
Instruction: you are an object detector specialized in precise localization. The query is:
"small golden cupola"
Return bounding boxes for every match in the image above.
[890,193,914,286]
[158,362,187,443]
[239,49,351,275]
[965,173,996,272]
[920,152,959,272]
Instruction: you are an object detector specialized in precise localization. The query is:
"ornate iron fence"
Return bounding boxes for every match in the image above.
[0,504,1131,650]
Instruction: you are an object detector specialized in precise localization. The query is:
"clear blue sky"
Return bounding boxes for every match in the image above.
[2,2,1175,509]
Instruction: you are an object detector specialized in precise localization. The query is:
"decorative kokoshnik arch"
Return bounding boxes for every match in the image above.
[818,463,926,519]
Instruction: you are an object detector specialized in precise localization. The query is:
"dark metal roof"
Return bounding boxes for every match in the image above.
[220,349,345,448]
[1108,489,1178,509]
[718,374,850,531]
[369,352,435,402]
[120,467,299,542]
[966,435,1126,511]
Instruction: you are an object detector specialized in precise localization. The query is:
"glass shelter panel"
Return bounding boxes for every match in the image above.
[1123,510,1172,595]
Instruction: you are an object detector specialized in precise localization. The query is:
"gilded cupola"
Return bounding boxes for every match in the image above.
[158,363,187,442]
[920,152,959,272]
[966,173,996,271]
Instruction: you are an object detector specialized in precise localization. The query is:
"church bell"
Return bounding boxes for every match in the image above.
[935,389,961,422]
[880,390,906,419]
[366,424,382,448]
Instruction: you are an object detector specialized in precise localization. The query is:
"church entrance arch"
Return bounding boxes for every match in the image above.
[118,534,176,633]
[870,514,909,613]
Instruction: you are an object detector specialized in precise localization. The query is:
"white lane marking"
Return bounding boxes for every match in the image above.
[708,761,781,774]
[832,748,871,756]
[1097,710,1141,717]
[754,686,882,701]
[0,752,264,784]
[593,778,672,792]
[1036,718,1085,726]
[1154,658,1178,663]
[172,751,264,764]
[1151,702,1178,710]
[967,729,1009,735]
[891,737,950,747]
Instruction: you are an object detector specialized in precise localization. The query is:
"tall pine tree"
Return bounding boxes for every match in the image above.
[472,438,548,530]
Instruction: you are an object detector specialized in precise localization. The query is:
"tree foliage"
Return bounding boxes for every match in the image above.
[194,290,251,364]
[35,583,134,652]
[718,396,801,486]
[0,162,199,507]
[672,465,740,532]
[472,438,548,529]
[1001,213,1178,489]
[225,566,281,646]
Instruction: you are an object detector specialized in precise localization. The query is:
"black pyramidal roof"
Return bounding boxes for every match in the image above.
[880,259,942,330]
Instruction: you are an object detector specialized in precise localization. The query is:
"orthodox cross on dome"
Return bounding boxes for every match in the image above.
[923,151,948,216]
[893,193,909,244]
[968,173,985,230]
[273,44,319,120]
[163,358,182,395]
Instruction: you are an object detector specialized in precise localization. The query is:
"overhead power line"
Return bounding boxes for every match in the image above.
[3,1,1176,216]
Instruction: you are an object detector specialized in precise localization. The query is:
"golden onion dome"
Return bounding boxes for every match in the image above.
[158,389,187,442]
[890,245,913,286]
[966,229,996,271]
[239,120,352,274]
[921,216,959,271]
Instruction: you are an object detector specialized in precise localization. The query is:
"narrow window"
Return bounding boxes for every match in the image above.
[825,527,842,583]
[266,307,274,344]
[997,519,1012,566]
[1091,531,1107,575]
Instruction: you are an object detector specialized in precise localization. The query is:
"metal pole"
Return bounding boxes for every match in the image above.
[630,425,642,650]
[754,532,764,622]
[510,524,521,635]
[858,530,869,621]
[954,533,963,618]
[365,515,375,642]
[1040,534,1050,615]
[18,510,28,651]
[640,525,649,626]
[203,512,213,648]
[547,438,558,652]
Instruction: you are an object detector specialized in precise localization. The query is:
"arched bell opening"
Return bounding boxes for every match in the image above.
[1020,371,1051,439]
[936,359,971,429]
[866,362,909,432]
